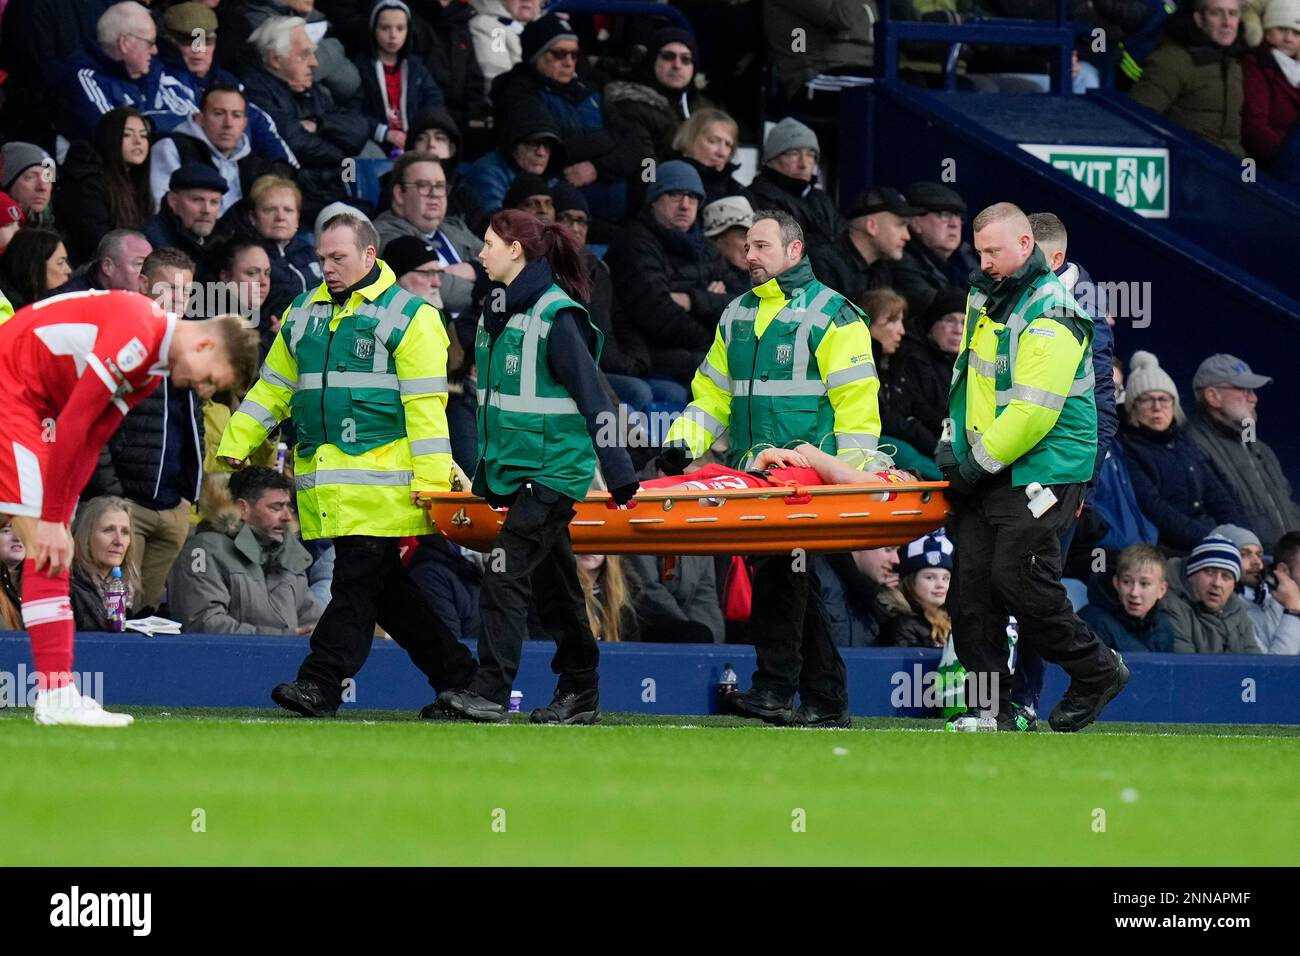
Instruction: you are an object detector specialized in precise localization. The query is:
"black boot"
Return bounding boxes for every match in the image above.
[271,680,338,718]
[530,687,600,725]
[435,688,508,723]
[1049,652,1130,733]
[724,688,794,725]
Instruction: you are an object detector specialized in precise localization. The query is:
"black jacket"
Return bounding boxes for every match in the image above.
[891,238,980,317]
[880,611,944,648]
[70,563,118,632]
[409,0,491,133]
[605,207,739,384]
[51,140,127,266]
[676,154,746,205]
[87,376,205,512]
[0,0,109,142]
[744,168,843,252]
[141,201,210,266]
[585,251,647,378]
[808,232,894,305]
[886,332,957,455]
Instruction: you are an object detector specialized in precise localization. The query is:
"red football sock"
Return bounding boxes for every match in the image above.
[21,559,74,691]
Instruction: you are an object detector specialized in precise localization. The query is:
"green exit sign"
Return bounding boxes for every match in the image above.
[1019,144,1170,218]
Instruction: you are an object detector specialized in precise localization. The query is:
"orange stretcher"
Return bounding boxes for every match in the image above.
[422,482,952,555]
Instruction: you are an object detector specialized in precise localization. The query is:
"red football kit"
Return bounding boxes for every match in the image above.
[0,290,176,687]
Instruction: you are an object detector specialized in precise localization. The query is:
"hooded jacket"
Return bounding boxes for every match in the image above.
[151,114,291,216]
[354,0,447,137]
[167,515,322,635]
[1164,557,1260,653]
[1079,571,1176,653]
[1129,9,1246,156]
[465,99,563,213]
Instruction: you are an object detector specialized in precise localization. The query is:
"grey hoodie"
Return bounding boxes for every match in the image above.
[150,114,253,214]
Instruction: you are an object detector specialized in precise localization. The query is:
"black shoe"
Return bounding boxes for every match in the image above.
[1049,652,1131,733]
[530,687,600,725]
[436,688,507,723]
[791,701,852,729]
[418,699,454,721]
[723,688,794,725]
[271,680,337,718]
[998,702,1038,732]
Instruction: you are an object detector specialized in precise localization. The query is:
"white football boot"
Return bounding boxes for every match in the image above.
[33,683,134,728]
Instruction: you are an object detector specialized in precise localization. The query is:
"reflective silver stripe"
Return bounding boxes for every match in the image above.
[409,437,452,456]
[966,427,981,447]
[284,303,318,354]
[751,379,827,397]
[835,432,879,451]
[825,362,877,389]
[970,437,1007,474]
[260,363,296,390]
[968,353,998,378]
[999,384,1067,412]
[531,289,570,323]
[721,302,757,339]
[399,376,448,395]
[295,468,414,491]
[298,372,324,391]
[682,405,725,438]
[506,315,531,332]
[699,360,730,391]
[1068,367,1096,397]
[239,398,278,432]
[330,371,399,390]
[787,286,835,318]
[732,380,750,397]
[487,391,579,415]
[968,291,988,314]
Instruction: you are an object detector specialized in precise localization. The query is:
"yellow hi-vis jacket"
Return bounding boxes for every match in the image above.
[666,257,882,469]
[217,261,452,539]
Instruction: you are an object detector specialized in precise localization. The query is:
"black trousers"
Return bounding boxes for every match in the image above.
[950,474,1118,715]
[298,535,476,705]
[747,554,847,709]
[469,482,599,706]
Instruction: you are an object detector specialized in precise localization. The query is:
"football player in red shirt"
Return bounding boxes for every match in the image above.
[641,442,912,493]
[0,290,258,726]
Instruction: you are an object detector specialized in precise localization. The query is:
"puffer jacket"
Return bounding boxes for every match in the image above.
[1164,557,1260,653]
[1122,420,1247,552]
[1129,9,1246,156]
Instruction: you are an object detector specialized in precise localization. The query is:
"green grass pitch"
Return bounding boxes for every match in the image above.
[3,707,1298,866]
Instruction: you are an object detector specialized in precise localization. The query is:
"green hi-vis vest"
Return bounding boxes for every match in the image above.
[955,275,1097,486]
[475,284,603,501]
[717,281,860,468]
[283,285,424,458]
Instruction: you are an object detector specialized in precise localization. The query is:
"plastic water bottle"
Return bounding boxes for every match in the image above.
[509,690,523,713]
[104,568,127,633]
[275,441,288,473]
[717,663,738,711]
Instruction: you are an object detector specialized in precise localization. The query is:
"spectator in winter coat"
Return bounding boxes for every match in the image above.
[353,0,447,149]
[372,151,483,315]
[409,0,492,137]
[605,27,710,160]
[53,109,154,264]
[809,186,918,305]
[502,172,554,222]
[605,161,740,387]
[491,14,647,221]
[702,195,755,291]
[468,0,543,82]
[1242,0,1300,176]
[746,118,845,252]
[892,181,980,317]
[880,531,954,648]
[0,142,55,231]
[1187,354,1300,553]
[401,108,488,232]
[241,16,389,220]
[142,163,227,264]
[1121,350,1248,552]
[886,286,965,456]
[69,496,140,631]
[1079,543,1176,652]
[763,0,875,98]
[168,466,322,635]
[407,535,483,640]
[623,554,725,643]
[1130,0,1247,155]
[151,85,296,215]
[1165,533,1261,652]
[237,0,362,105]
[0,229,72,310]
[1214,523,1300,652]
[670,108,746,205]
[465,99,563,215]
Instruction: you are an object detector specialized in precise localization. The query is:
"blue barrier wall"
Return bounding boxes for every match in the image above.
[1,632,1295,724]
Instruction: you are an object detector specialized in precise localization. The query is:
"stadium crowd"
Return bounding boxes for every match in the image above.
[0,0,1296,702]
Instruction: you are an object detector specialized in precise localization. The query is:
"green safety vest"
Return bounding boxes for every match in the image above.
[282,284,424,458]
[717,280,863,467]
[951,269,1097,486]
[475,284,603,501]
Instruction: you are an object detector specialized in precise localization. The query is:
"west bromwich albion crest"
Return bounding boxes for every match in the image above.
[354,336,375,360]
[504,354,521,376]
[775,343,793,364]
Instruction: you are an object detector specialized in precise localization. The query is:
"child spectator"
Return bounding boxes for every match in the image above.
[576,553,638,643]
[1164,533,1260,653]
[69,496,140,631]
[355,0,446,150]
[880,531,954,648]
[1079,543,1176,652]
